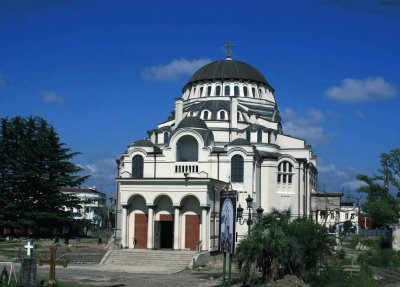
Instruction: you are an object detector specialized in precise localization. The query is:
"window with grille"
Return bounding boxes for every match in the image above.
[277,161,294,185]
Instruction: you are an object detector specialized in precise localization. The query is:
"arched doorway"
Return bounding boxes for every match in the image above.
[181,195,201,251]
[154,195,174,249]
[128,195,147,249]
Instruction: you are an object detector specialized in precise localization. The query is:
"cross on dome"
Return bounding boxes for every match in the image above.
[224,40,235,60]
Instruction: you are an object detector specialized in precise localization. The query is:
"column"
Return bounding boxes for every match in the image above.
[173,207,180,250]
[121,205,128,248]
[201,207,208,251]
[147,206,154,249]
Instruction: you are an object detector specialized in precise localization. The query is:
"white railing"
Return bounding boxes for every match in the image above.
[175,163,199,174]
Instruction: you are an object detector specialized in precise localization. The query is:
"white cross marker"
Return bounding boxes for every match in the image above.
[24,240,34,257]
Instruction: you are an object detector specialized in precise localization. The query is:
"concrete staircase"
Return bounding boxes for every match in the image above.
[100,249,195,272]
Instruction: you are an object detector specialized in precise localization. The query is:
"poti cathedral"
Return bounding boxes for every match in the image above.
[116,44,318,252]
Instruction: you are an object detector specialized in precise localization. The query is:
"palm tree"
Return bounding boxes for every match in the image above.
[236,209,335,284]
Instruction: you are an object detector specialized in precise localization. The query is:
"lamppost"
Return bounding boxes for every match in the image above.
[236,195,264,234]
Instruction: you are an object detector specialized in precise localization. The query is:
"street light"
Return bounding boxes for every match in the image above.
[237,195,263,234]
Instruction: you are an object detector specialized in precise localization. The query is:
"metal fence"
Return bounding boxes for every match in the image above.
[358,229,391,237]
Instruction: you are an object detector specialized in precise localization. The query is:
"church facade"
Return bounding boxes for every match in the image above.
[116,51,317,251]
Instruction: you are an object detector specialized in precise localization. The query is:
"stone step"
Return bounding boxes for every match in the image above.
[101,249,195,268]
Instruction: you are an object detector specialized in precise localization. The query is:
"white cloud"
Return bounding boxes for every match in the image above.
[142,58,211,81]
[281,108,330,146]
[78,157,115,180]
[40,90,64,105]
[326,77,398,103]
[341,180,366,191]
[77,156,116,195]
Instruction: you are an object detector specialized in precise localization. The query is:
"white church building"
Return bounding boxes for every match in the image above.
[116,49,318,251]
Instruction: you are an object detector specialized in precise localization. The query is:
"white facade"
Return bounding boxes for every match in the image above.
[61,187,106,226]
[116,56,318,251]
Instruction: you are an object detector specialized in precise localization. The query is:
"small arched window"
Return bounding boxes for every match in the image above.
[277,161,294,185]
[177,135,198,161]
[258,88,262,98]
[207,86,212,96]
[155,133,159,144]
[132,155,144,179]
[252,87,256,98]
[243,86,248,97]
[163,132,169,144]
[231,155,244,182]
[225,85,230,96]
[220,111,226,120]
[246,131,250,142]
[193,88,196,97]
[268,132,271,143]
[200,87,203,97]
[234,86,239,96]
[203,110,209,120]
[216,85,221,96]
[257,130,262,143]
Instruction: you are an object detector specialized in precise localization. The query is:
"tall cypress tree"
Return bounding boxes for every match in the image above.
[0,116,88,236]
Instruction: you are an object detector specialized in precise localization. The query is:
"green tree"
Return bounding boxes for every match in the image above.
[357,149,400,228]
[0,116,88,236]
[236,209,335,284]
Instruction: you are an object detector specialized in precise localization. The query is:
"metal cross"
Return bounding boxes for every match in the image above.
[24,240,34,257]
[38,245,68,287]
[224,41,235,59]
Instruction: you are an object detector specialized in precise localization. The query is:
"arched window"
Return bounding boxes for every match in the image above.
[234,86,239,96]
[220,111,226,120]
[258,88,262,98]
[203,110,209,120]
[268,132,271,143]
[132,155,144,179]
[243,86,248,97]
[231,155,244,182]
[277,161,294,185]
[177,135,198,161]
[224,85,230,96]
[252,87,256,98]
[207,86,212,96]
[200,87,203,97]
[155,133,158,144]
[246,131,250,142]
[216,85,221,96]
[193,88,196,97]
[257,130,262,143]
[163,132,169,144]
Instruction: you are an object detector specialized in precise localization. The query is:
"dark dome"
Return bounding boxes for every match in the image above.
[132,139,154,147]
[177,116,208,129]
[185,60,272,88]
[230,138,251,146]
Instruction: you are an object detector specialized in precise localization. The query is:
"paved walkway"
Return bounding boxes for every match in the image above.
[15,263,224,287]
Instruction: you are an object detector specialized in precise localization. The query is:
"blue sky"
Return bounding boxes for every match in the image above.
[1,0,399,197]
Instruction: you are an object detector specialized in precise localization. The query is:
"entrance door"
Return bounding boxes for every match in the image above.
[185,214,200,251]
[154,214,174,249]
[134,214,148,249]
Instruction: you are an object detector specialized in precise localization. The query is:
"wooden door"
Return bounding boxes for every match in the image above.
[134,214,148,249]
[185,214,200,251]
